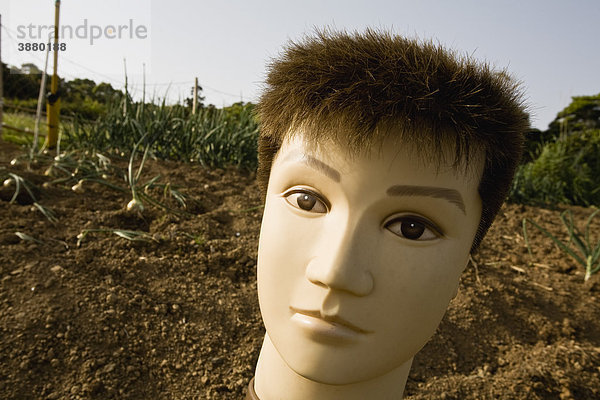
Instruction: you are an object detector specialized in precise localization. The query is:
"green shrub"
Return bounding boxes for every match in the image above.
[509,129,600,207]
[5,97,106,121]
[60,98,107,120]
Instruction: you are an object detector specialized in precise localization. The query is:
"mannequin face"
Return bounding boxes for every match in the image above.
[257,130,483,385]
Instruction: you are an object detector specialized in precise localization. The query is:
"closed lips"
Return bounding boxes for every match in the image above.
[289,306,372,334]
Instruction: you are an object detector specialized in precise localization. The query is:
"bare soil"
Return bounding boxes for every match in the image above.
[0,139,598,399]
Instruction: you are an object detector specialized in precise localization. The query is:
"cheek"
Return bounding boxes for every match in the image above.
[375,241,468,326]
[257,198,316,308]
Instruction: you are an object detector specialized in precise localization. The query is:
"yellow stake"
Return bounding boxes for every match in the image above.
[45,0,61,149]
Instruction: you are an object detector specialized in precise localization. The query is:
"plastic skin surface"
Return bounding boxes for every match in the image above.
[254,131,484,400]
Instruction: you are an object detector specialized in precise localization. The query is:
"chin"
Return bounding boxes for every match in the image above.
[283,346,402,386]
[293,364,365,386]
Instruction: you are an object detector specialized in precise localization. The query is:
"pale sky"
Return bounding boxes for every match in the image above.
[2,0,599,130]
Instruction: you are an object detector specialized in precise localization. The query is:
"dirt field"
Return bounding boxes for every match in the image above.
[1,139,599,399]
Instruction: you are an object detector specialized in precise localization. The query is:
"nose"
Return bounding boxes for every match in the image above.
[305,217,374,297]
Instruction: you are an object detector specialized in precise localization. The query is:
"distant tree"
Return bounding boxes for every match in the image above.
[20,63,42,75]
[521,127,545,164]
[223,101,254,120]
[546,93,600,138]
[62,78,97,103]
[184,83,205,110]
[1,62,44,99]
[92,82,122,104]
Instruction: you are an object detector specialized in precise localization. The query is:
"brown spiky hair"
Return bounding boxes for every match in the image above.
[256,29,529,252]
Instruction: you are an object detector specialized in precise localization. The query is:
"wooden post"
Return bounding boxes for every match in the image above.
[44,0,61,149]
[123,58,128,116]
[192,77,198,115]
[142,63,146,108]
[33,34,52,155]
[0,14,4,139]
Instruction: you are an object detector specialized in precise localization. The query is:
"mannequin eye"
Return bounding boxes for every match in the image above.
[283,189,328,213]
[384,216,441,241]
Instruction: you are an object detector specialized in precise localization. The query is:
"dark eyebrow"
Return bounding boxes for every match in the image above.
[386,185,466,214]
[280,151,341,182]
[280,152,465,213]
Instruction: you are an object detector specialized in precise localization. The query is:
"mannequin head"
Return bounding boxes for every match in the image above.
[257,131,483,385]
[253,29,528,396]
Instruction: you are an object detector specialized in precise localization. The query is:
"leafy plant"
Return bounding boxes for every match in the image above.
[181,231,206,246]
[509,129,600,207]
[523,209,600,281]
[76,229,156,247]
[125,131,152,212]
[1,112,47,147]
[23,138,188,216]
[1,171,57,223]
[123,131,189,214]
[15,232,45,245]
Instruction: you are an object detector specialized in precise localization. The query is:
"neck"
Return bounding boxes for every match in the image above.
[254,334,412,400]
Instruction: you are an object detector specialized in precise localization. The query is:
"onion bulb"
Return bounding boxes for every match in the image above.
[71,181,85,193]
[127,198,143,212]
